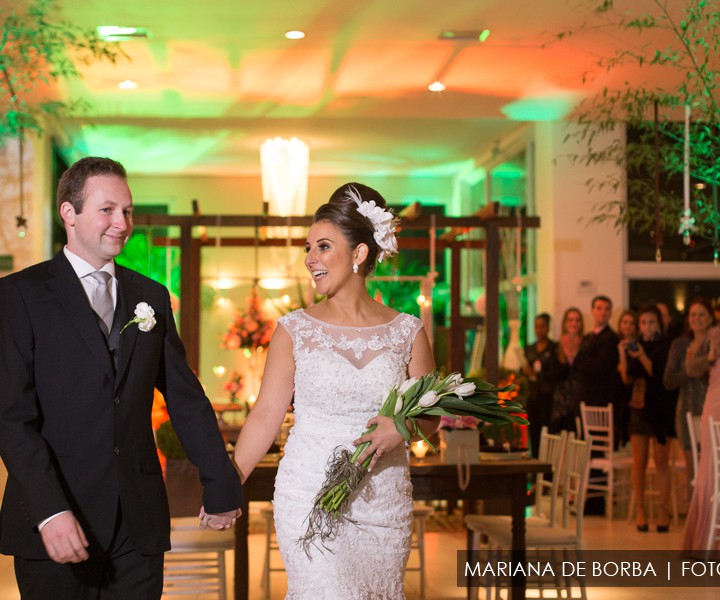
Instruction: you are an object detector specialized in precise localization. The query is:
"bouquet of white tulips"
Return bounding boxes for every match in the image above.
[300,371,527,551]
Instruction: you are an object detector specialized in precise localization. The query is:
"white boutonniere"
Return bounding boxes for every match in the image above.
[121,302,157,333]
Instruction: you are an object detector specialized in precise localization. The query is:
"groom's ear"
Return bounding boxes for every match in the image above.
[59,202,76,227]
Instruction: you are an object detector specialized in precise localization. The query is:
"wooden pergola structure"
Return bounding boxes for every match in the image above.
[133,206,539,383]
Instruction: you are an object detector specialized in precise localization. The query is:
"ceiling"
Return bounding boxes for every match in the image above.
[46,0,683,177]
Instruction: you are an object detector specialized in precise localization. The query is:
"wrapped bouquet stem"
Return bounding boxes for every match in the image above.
[300,371,527,552]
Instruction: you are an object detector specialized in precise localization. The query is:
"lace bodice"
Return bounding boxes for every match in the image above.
[272,309,423,599]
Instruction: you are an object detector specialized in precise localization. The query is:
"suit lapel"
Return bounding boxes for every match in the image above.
[47,253,115,381]
[115,266,142,390]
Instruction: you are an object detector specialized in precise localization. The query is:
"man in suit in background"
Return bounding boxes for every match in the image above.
[0,157,243,598]
[574,295,620,409]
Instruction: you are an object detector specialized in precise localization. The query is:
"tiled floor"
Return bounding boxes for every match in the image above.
[0,508,717,600]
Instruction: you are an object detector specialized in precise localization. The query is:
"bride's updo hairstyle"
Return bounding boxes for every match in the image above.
[313,182,399,276]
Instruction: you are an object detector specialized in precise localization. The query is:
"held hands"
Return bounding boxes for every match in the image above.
[198,506,242,531]
[40,512,89,564]
[353,415,405,472]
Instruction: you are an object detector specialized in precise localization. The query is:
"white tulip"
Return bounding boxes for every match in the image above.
[394,396,404,415]
[417,391,440,407]
[454,382,476,397]
[397,377,418,396]
[448,373,463,386]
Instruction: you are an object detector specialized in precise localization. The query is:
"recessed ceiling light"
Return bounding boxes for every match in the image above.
[118,79,139,90]
[97,26,149,41]
[285,30,305,40]
[428,81,446,92]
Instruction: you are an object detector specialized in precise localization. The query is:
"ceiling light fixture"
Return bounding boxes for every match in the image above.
[285,30,305,40]
[97,26,149,41]
[118,79,139,90]
[428,81,446,92]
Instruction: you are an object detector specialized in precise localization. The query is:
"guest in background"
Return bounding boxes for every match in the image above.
[664,298,713,497]
[657,301,683,340]
[523,313,559,458]
[575,295,620,410]
[615,310,638,447]
[619,304,674,532]
[550,307,584,434]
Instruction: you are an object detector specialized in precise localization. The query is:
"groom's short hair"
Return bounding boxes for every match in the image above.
[57,156,127,214]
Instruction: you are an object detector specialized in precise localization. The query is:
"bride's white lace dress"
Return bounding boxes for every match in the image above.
[274,309,423,599]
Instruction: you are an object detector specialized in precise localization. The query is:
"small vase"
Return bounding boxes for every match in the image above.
[440,429,479,465]
[503,318,523,371]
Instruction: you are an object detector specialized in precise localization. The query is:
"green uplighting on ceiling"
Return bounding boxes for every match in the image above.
[501,95,579,121]
[479,29,491,42]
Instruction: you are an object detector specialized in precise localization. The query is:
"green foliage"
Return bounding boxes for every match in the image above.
[557,0,720,241]
[155,420,186,459]
[0,0,122,139]
[116,230,181,298]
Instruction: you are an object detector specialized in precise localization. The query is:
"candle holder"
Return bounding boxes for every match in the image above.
[410,440,429,459]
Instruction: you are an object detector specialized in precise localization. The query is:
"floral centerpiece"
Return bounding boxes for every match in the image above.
[300,371,527,551]
[223,370,244,403]
[481,370,528,452]
[221,286,275,350]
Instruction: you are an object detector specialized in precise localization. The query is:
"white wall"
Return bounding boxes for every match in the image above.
[534,121,626,336]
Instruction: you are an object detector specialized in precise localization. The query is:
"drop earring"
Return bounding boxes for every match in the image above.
[352,263,359,274]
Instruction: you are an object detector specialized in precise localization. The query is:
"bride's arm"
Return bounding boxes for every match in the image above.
[356,328,438,469]
[406,328,440,440]
[233,326,295,483]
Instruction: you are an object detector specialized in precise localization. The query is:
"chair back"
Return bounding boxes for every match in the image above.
[707,417,720,552]
[535,427,572,525]
[686,411,702,483]
[580,401,614,456]
[560,438,592,544]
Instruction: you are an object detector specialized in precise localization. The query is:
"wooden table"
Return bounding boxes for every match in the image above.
[234,455,550,600]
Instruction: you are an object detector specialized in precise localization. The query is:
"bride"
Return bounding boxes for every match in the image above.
[233,182,437,598]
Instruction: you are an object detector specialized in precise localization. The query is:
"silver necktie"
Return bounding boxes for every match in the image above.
[89,271,114,336]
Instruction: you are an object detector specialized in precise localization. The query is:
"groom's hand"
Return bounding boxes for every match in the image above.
[198,506,242,530]
[40,512,89,563]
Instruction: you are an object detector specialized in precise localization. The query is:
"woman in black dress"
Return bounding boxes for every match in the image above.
[618,305,674,532]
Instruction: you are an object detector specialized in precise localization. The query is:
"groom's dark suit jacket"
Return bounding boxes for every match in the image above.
[0,252,243,559]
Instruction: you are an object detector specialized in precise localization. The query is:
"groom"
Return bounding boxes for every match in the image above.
[0,157,243,598]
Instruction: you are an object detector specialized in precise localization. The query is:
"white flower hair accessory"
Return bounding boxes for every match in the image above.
[121,302,157,333]
[345,185,399,262]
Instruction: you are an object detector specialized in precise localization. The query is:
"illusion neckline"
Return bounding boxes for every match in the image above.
[299,308,403,330]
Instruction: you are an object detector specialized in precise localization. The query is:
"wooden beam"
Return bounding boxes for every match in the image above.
[132,212,539,384]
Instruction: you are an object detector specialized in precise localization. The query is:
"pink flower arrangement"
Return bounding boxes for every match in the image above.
[439,415,480,430]
[222,287,275,350]
[223,371,244,403]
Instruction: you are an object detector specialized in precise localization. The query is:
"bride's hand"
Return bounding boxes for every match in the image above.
[353,415,405,471]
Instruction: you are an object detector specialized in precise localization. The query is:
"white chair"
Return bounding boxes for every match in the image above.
[465,428,570,538]
[479,438,592,600]
[465,428,571,600]
[706,416,720,553]
[687,410,702,485]
[260,502,433,600]
[163,516,234,599]
[405,504,433,600]
[259,504,283,600]
[579,402,633,518]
